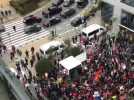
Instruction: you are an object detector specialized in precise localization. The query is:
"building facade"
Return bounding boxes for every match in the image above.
[101,0,134,40]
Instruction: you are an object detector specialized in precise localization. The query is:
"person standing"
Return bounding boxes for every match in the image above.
[31,47,35,55]
[30,59,34,67]
[25,50,29,58]
[13,25,16,32]
[3,45,7,53]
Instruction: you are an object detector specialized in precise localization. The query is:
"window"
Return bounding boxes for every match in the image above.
[88,29,99,37]
[121,10,134,30]
[82,32,87,37]
[121,0,134,7]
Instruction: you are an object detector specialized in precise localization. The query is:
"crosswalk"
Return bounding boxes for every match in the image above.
[1,19,50,48]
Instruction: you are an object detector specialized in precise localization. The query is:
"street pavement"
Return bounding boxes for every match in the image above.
[0,1,92,48]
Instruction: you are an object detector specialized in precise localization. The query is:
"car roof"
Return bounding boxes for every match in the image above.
[82,24,104,34]
[62,8,74,14]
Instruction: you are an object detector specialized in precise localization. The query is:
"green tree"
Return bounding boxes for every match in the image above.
[64,46,82,57]
[35,58,54,76]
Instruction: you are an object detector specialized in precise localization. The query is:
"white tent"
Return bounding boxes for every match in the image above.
[39,41,63,53]
[75,52,87,63]
[59,56,81,71]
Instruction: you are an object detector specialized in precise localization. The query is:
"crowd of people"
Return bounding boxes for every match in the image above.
[0,29,134,100]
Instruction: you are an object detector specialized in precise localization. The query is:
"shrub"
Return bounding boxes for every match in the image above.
[35,58,54,76]
[65,46,82,57]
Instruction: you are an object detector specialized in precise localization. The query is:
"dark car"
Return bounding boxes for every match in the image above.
[63,0,74,7]
[60,8,76,18]
[0,25,5,33]
[76,0,88,8]
[24,24,41,34]
[23,15,42,25]
[42,6,62,18]
[71,17,83,27]
[44,17,61,27]
[52,0,64,6]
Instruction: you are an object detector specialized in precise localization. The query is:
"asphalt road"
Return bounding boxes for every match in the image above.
[1,1,92,48]
[33,1,91,36]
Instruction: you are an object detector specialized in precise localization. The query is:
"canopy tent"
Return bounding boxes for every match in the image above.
[39,41,63,53]
[59,56,81,71]
[75,52,87,63]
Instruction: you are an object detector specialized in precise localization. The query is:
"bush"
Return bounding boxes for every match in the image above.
[35,58,54,76]
[65,46,82,57]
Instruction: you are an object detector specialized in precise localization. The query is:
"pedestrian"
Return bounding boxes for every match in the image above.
[31,47,35,54]
[51,30,54,38]
[5,10,8,16]
[32,54,36,62]
[10,52,14,61]
[36,52,40,60]
[17,49,22,56]
[13,25,16,32]
[1,11,4,17]
[12,45,16,53]
[25,57,28,65]
[30,59,34,67]
[20,59,25,68]
[25,50,29,58]
[74,35,78,43]
[72,36,75,44]
[0,17,3,24]
[39,49,44,55]
[8,10,11,16]
[3,45,7,53]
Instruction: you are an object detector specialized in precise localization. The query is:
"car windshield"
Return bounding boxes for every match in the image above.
[82,32,87,37]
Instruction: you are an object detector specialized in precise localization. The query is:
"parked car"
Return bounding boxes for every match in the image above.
[63,0,74,7]
[52,0,64,6]
[23,15,42,25]
[76,0,88,8]
[44,17,61,27]
[0,25,5,33]
[60,8,76,18]
[71,17,83,27]
[24,24,41,34]
[43,6,62,18]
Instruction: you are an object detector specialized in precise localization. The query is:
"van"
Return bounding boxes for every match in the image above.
[81,24,105,40]
[40,41,64,54]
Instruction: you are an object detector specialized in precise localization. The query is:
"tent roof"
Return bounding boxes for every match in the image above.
[75,52,87,63]
[59,56,81,71]
[40,41,62,52]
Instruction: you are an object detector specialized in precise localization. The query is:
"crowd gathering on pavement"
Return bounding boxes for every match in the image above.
[0,28,134,100]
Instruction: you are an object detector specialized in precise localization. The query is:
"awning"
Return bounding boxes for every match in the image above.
[59,56,81,71]
[75,52,87,63]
